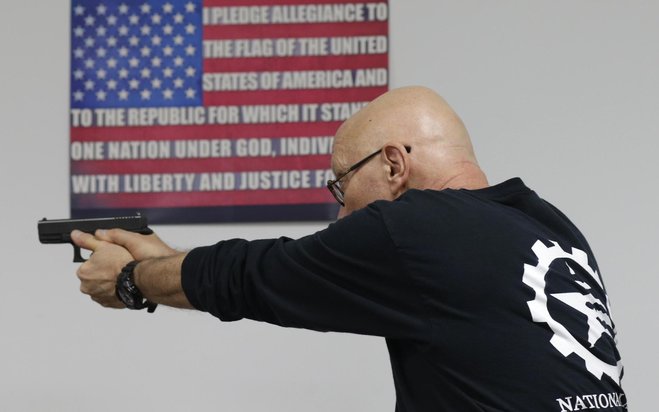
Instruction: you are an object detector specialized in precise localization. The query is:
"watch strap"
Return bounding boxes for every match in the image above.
[116,261,158,313]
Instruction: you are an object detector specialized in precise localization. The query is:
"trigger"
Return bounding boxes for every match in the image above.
[73,246,87,263]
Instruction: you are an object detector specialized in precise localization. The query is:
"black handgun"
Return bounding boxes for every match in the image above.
[38,215,153,262]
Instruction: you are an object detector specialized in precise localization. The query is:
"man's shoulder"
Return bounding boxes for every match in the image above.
[373,178,531,215]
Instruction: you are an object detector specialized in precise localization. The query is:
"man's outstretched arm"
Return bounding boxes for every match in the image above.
[70,206,428,340]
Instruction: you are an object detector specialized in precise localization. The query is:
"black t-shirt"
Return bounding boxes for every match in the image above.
[182,178,626,411]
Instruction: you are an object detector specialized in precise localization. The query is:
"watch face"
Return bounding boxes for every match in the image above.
[116,264,145,310]
[117,283,135,307]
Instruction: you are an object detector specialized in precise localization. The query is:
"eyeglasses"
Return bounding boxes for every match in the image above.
[327,145,411,206]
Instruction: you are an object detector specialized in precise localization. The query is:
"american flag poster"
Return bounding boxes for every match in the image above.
[69,0,389,223]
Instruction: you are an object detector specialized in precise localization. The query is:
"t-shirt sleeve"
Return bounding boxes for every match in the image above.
[181,204,429,340]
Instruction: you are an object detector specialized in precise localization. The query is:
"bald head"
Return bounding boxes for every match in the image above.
[333,86,487,194]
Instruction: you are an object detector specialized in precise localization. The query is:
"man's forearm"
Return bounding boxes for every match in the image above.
[134,252,194,309]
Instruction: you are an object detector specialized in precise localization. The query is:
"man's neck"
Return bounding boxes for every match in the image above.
[436,163,489,191]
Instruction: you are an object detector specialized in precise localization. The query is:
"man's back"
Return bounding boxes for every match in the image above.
[378,178,625,411]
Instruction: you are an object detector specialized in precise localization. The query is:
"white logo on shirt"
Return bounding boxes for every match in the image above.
[522,240,623,385]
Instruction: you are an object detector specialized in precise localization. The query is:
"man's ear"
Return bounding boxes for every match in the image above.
[382,143,410,198]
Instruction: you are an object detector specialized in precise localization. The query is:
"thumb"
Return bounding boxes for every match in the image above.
[71,230,102,251]
[95,228,141,250]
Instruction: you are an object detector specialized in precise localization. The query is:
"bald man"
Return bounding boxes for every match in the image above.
[73,87,626,411]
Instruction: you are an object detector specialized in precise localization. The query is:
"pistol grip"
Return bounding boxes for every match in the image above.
[73,245,87,263]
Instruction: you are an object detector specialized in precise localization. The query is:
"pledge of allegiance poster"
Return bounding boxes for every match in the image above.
[69,0,389,223]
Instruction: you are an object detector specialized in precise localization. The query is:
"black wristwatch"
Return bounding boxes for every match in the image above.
[116,261,157,313]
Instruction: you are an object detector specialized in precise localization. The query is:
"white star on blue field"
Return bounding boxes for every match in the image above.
[71,0,202,108]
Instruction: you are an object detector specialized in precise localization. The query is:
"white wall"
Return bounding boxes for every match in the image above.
[2,1,657,410]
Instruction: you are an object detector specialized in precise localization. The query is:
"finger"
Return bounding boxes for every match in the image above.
[76,264,97,284]
[78,275,110,295]
[96,228,143,250]
[71,230,103,252]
